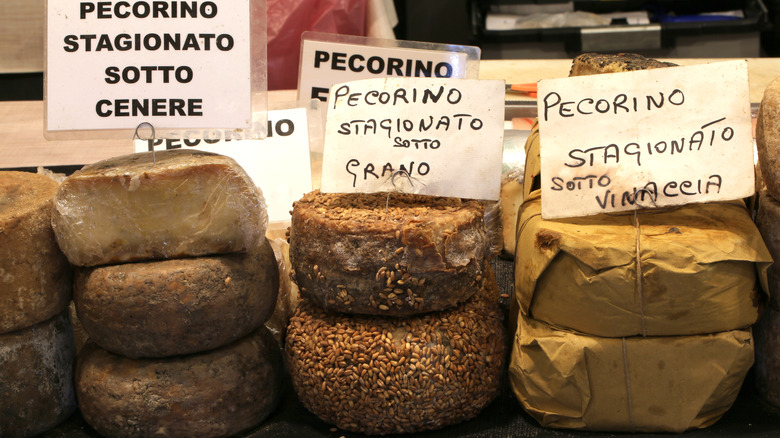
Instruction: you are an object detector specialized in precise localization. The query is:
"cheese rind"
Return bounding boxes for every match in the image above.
[290,190,490,316]
[569,52,677,77]
[75,239,279,358]
[757,77,780,201]
[52,150,268,267]
[1,171,72,333]
[285,267,505,435]
[0,311,76,437]
[77,326,282,438]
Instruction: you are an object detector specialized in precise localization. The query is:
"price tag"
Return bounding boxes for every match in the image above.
[46,0,265,139]
[320,77,504,201]
[538,60,754,219]
[298,32,479,103]
[135,108,312,223]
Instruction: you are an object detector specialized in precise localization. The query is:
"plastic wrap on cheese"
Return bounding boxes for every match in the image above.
[52,150,268,267]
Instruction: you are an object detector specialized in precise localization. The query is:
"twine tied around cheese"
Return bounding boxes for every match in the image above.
[631,187,657,338]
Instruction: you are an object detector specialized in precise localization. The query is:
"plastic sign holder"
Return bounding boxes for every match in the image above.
[45,0,268,140]
[297,32,481,104]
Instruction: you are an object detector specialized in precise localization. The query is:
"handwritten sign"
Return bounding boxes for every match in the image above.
[538,60,754,219]
[320,78,504,201]
[134,108,312,223]
[46,0,261,138]
[298,34,477,103]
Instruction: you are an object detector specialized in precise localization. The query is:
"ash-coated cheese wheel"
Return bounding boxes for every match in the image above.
[290,190,490,316]
[74,238,279,358]
[1,171,72,334]
[0,311,76,438]
[757,77,780,201]
[755,305,780,408]
[285,266,505,435]
[757,191,780,307]
[76,326,282,438]
[52,149,268,267]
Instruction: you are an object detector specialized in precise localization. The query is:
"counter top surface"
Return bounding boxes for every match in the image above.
[2,58,778,170]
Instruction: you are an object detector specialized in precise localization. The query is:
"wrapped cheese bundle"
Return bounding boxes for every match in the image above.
[52,150,268,267]
[285,267,505,435]
[74,239,279,358]
[289,190,490,316]
[515,191,770,337]
[0,171,72,333]
[509,313,754,433]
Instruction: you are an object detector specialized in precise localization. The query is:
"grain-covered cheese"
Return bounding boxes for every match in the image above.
[0,311,76,437]
[74,239,278,358]
[0,171,72,334]
[757,77,780,201]
[52,150,268,267]
[285,266,505,435]
[290,190,490,316]
[77,326,282,438]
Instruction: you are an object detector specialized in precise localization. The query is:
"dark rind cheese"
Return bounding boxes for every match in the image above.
[755,305,780,408]
[285,266,505,435]
[289,190,490,316]
[77,326,282,438]
[1,171,72,334]
[0,311,76,437]
[74,239,279,358]
[569,53,678,77]
[757,191,780,308]
[52,149,268,267]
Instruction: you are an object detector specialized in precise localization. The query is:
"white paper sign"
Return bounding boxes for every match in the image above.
[538,60,754,219]
[299,39,471,102]
[134,108,312,223]
[47,0,252,133]
[320,78,504,201]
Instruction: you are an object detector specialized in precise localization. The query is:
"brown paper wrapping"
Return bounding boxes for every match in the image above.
[514,190,771,337]
[509,313,754,433]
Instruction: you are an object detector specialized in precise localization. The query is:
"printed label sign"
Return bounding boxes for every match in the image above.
[320,77,504,201]
[47,0,252,132]
[538,60,755,219]
[134,108,312,223]
[299,39,470,103]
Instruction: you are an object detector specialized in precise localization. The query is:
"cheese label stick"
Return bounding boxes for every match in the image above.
[537,60,754,219]
[320,77,504,201]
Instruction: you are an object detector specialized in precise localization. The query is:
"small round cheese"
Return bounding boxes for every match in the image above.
[77,326,282,438]
[0,311,76,437]
[0,171,72,334]
[75,239,279,358]
[290,190,490,316]
[757,77,780,200]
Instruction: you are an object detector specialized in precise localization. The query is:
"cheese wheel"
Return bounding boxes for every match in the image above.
[52,149,268,267]
[0,311,76,437]
[77,326,282,438]
[757,191,780,307]
[290,190,490,316]
[0,171,72,333]
[74,239,279,358]
[757,77,780,200]
[755,305,780,408]
[285,266,505,435]
[569,52,677,77]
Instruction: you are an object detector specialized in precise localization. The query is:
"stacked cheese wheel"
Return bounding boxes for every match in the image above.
[0,171,76,437]
[285,190,506,435]
[508,54,770,433]
[755,76,780,409]
[52,150,282,438]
